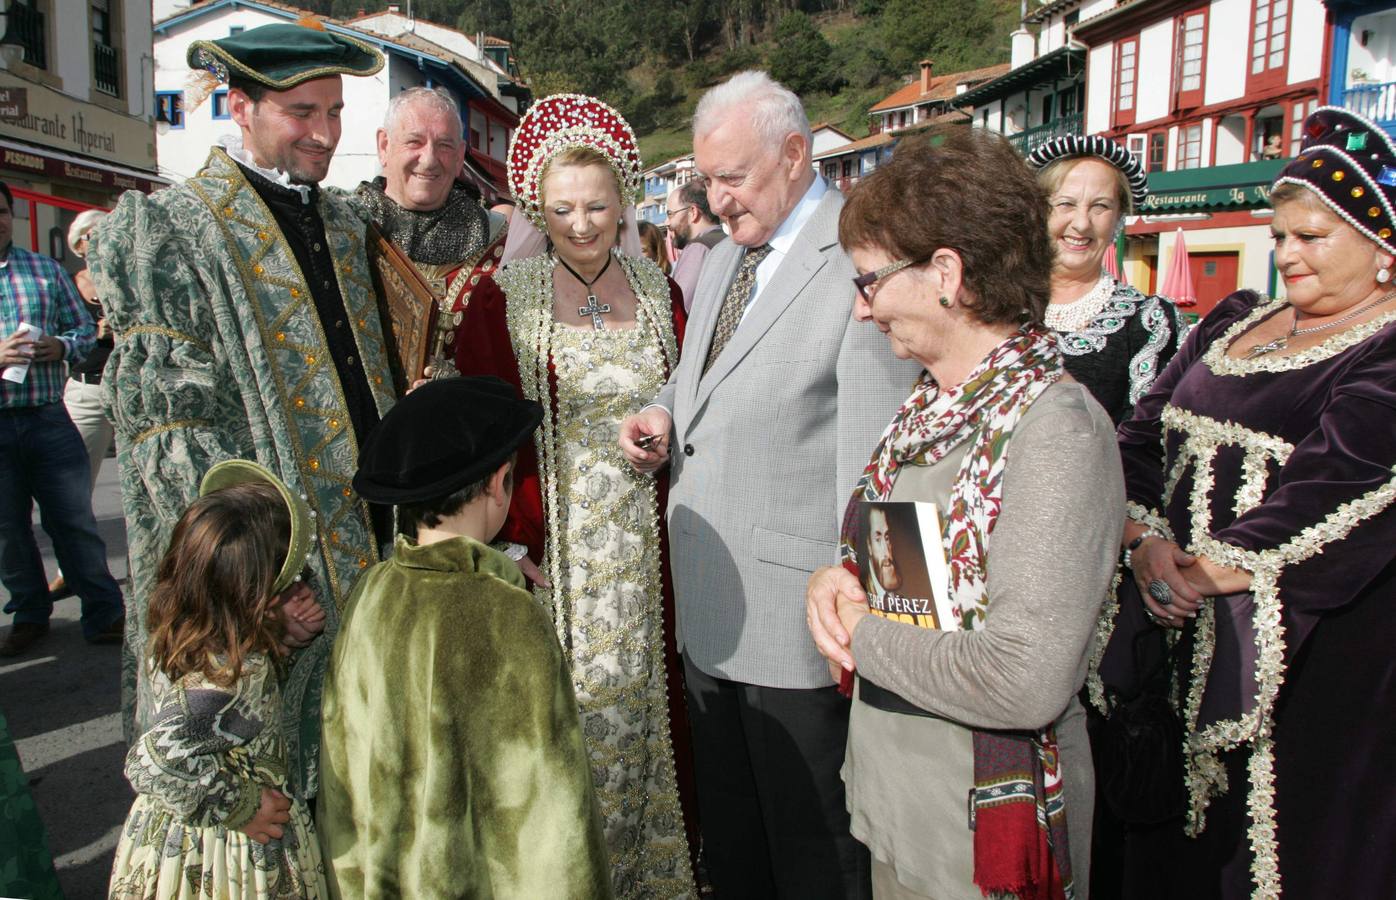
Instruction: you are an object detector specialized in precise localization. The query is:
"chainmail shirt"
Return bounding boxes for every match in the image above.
[355,178,490,266]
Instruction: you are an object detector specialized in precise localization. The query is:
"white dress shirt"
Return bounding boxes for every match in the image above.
[743,175,829,322]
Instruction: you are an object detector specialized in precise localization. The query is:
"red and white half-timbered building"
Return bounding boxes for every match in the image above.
[1074,0,1328,311]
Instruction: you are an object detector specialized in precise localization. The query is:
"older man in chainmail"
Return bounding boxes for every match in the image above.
[354,87,507,390]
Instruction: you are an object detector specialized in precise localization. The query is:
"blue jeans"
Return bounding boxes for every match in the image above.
[0,402,124,638]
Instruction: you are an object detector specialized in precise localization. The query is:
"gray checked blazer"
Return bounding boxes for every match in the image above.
[654,186,921,689]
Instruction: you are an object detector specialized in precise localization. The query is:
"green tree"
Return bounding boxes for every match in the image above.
[454,0,515,42]
[511,0,642,106]
[768,11,842,95]
[879,0,1016,75]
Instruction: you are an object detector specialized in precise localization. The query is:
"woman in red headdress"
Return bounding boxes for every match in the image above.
[452,94,695,898]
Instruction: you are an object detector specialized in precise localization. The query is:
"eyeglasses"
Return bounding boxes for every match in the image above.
[852,258,916,300]
[666,206,693,219]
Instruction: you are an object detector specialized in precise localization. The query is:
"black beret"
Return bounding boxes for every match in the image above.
[1274,106,1396,255]
[353,376,543,505]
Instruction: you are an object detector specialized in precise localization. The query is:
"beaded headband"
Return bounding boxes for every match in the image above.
[1273,106,1396,256]
[1025,134,1149,209]
[507,93,643,230]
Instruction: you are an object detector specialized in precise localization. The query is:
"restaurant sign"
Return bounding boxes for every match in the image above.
[0,143,163,194]
[0,73,155,173]
[0,87,27,121]
[1141,182,1273,213]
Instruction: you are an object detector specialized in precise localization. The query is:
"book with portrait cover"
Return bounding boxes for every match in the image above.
[857,500,959,630]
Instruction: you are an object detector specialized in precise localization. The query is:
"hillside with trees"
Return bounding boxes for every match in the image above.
[300,0,1021,164]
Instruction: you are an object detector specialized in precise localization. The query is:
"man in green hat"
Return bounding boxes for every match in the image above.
[88,20,396,799]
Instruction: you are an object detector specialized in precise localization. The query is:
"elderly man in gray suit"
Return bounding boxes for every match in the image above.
[620,71,918,899]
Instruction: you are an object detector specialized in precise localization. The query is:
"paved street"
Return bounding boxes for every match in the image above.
[2,457,131,900]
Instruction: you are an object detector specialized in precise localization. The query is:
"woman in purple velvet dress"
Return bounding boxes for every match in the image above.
[1099,106,1396,898]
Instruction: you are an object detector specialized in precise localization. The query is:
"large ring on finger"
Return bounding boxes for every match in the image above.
[1148,579,1173,606]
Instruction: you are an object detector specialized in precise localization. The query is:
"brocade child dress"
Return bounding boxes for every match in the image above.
[109,655,328,900]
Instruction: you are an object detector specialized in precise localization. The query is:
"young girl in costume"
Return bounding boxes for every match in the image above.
[109,460,329,900]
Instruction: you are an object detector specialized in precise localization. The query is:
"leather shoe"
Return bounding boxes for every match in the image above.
[87,616,125,646]
[0,622,50,657]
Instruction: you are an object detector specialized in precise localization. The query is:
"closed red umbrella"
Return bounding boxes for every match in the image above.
[1160,228,1197,307]
[1103,241,1121,281]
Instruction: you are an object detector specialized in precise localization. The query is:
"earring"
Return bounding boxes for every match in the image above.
[1380,268,1392,284]
[939,296,952,308]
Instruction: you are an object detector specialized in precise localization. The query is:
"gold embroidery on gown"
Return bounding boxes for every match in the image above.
[500,252,693,898]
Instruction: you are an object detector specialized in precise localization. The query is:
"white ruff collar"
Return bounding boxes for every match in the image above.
[219,135,314,204]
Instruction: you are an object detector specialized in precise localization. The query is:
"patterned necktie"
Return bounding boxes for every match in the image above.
[703,244,772,374]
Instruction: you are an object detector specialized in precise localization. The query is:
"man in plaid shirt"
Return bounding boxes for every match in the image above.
[0,180,124,656]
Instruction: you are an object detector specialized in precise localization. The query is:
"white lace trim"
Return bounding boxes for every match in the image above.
[219,135,313,204]
[1205,295,1396,375]
[1045,271,1115,334]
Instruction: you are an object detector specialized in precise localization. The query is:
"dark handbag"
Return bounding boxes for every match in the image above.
[1096,578,1187,825]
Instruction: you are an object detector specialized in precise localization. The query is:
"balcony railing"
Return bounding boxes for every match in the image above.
[94,42,120,96]
[1343,80,1396,131]
[1008,112,1083,155]
[5,1,46,70]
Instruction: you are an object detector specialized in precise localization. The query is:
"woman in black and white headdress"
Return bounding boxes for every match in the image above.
[1027,136,1188,423]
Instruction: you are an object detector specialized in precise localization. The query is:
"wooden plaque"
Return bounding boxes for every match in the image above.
[366,223,437,394]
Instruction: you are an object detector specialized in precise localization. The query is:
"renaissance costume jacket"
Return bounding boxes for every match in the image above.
[1050,275,1188,425]
[89,147,397,797]
[317,535,612,900]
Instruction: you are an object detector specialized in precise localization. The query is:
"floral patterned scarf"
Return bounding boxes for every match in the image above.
[838,325,1074,900]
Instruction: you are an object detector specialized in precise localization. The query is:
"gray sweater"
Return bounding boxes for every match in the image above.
[843,379,1124,900]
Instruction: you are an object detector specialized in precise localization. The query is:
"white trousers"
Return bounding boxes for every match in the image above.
[62,378,114,491]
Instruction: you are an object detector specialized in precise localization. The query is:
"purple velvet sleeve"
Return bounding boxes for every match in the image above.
[1117,292,1262,516]
[1213,336,1396,626]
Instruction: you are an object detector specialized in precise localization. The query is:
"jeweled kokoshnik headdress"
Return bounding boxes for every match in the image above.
[507,93,644,231]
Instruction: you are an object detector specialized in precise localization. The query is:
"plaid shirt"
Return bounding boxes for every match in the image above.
[0,244,94,409]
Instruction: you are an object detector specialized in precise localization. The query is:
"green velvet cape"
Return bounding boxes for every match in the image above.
[318,535,612,899]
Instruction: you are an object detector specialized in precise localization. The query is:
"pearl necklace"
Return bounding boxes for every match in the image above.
[1045,272,1115,334]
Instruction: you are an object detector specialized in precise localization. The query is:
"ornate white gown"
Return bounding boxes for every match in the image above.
[494,252,694,899]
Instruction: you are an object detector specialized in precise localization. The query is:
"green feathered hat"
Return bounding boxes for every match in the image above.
[186,20,383,92]
[199,459,316,594]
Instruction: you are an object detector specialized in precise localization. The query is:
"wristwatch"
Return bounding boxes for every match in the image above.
[1122,528,1163,570]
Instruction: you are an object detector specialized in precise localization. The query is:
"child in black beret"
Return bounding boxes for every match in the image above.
[317,376,612,899]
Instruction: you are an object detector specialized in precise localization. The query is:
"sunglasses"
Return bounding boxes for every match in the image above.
[852,258,916,300]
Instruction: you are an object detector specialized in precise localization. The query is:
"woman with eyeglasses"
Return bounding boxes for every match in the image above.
[1026,136,1187,425]
[805,127,1124,900]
